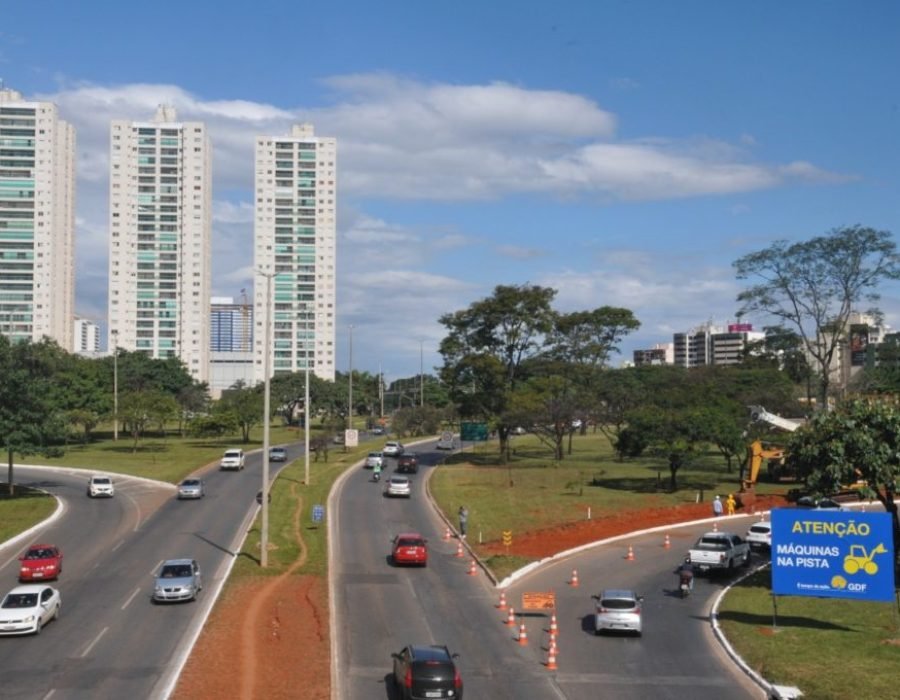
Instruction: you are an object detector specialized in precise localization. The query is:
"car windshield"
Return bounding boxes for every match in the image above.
[224,451,241,458]
[397,538,424,547]
[749,525,770,534]
[390,477,408,484]
[93,477,111,485]
[161,565,193,578]
[25,549,53,560]
[3,593,37,608]
[696,538,728,550]
[182,480,199,487]
[600,599,636,610]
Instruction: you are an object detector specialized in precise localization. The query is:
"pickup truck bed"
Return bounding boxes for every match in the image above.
[688,532,751,572]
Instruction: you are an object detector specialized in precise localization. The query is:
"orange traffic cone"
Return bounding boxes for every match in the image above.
[546,643,558,670]
[713,520,719,532]
[443,527,451,541]
[518,622,528,646]
[497,591,507,610]
[758,512,765,522]
[569,569,579,587]
[467,558,477,576]
[549,613,558,636]
[505,607,516,626]
[455,541,464,558]
[626,545,635,561]
[664,534,671,548]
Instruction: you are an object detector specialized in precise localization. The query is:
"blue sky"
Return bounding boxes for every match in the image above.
[3,1,899,383]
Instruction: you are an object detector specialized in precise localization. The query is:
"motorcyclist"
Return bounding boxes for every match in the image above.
[678,559,694,593]
[372,462,382,482]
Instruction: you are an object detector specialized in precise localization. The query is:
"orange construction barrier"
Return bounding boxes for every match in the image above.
[626,545,635,561]
[497,591,507,610]
[518,622,528,646]
[664,534,671,548]
[505,607,516,626]
[467,558,477,576]
[455,541,464,558]
[569,569,579,587]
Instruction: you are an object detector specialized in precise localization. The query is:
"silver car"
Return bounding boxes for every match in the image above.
[153,559,202,603]
[384,474,411,498]
[177,478,205,500]
[592,589,643,636]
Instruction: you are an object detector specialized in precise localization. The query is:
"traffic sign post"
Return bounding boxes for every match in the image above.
[312,504,325,524]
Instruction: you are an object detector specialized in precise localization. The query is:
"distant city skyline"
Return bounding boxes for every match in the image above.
[2,1,898,382]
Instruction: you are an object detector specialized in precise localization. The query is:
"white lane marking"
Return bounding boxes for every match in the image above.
[111,540,124,552]
[150,559,164,576]
[80,626,108,657]
[121,587,141,610]
[41,690,55,700]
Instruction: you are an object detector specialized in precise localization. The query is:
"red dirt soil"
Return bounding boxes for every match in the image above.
[173,493,787,700]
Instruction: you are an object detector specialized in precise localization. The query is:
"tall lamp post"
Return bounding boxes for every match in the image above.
[419,340,425,408]
[304,362,310,487]
[347,325,354,433]
[258,268,276,568]
[111,329,119,441]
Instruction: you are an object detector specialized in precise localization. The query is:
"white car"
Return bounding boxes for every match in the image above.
[365,452,384,469]
[220,448,245,470]
[384,474,412,498]
[746,521,772,550]
[436,433,456,450]
[0,584,61,635]
[592,589,643,636]
[87,474,115,498]
[382,441,404,457]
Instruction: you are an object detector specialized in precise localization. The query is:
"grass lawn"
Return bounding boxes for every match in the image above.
[718,568,900,699]
[0,488,58,544]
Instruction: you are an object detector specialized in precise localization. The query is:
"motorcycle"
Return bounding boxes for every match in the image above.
[373,470,381,483]
[679,568,694,598]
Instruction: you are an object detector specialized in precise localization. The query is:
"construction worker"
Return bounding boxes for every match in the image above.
[726,493,737,516]
[712,495,723,517]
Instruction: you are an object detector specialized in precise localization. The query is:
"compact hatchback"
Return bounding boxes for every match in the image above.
[383,441,405,457]
[177,478,205,500]
[18,545,63,582]
[392,533,428,566]
[592,589,643,636]
[365,451,384,469]
[269,447,288,462]
[87,475,115,498]
[391,644,462,700]
[153,559,202,603]
[0,585,61,635]
[746,521,772,550]
[384,474,412,498]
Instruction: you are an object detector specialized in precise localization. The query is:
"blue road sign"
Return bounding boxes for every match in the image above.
[312,504,325,523]
[771,509,895,602]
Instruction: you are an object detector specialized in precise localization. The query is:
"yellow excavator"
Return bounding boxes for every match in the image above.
[738,406,802,508]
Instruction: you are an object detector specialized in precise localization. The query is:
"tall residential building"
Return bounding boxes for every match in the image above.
[0,88,75,349]
[107,106,211,383]
[633,343,674,366]
[253,124,336,383]
[73,316,100,354]
[211,295,253,352]
[673,322,764,368]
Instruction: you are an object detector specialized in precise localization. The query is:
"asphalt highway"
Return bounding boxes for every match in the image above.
[0,447,297,700]
[333,443,768,699]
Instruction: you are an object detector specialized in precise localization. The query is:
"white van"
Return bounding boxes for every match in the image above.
[220,449,245,470]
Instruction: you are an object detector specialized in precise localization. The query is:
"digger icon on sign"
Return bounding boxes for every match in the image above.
[843,543,888,576]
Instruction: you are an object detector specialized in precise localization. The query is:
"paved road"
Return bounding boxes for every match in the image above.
[333,442,767,699]
[0,447,298,700]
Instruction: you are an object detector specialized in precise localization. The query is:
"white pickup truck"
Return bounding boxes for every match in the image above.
[687,532,751,572]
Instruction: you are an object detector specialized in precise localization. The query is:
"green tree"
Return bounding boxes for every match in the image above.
[506,372,580,461]
[439,284,557,462]
[217,382,264,443]
[118,390,172,453]
[734,225,900,408]
[787,398,900,553]
[0,338,68,494]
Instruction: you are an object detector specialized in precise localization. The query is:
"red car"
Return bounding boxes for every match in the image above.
[391,533,428,567]
[18,544,63,582]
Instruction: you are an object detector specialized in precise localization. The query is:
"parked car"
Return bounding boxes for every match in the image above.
[220,449,245,471]
[396,454,419,474]
[391,644,462,700]
[745,521,772,551]
[177,478,205,500]
[0,584,61,635]
[365,451,384,469]
[18,545,63,582]
[269,447,288,462]
[153,559,202,603]
[384,474,412,498]
[796,496,845,511]
[383,441,404,457]
[87,474,115,498]
[391,533,428,567]
[370,426,385,436]
[591,589,643,636]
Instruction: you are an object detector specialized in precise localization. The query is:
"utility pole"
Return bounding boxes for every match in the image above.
[111,329,119,441]
[258,268,276,568]
[419,340,425,408]
[347,325,354,432]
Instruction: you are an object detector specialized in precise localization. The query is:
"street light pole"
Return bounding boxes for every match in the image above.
[112,330,119,441]
[258,268,276,568]
[304,363,310,486]
[419,340,425,408]
[347,324,353,432]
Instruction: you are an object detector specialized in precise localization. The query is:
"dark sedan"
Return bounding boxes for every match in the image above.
[392,644,462,699]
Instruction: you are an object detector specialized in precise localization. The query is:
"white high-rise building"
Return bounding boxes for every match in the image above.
[107,106,211,382]
[73,317,100,354]
[253,124,336,383]
[0,88,76,349]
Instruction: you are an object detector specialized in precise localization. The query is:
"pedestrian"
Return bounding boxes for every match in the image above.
[713,495,723,517]
[458,505,469,539]
[726,493,737,516]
